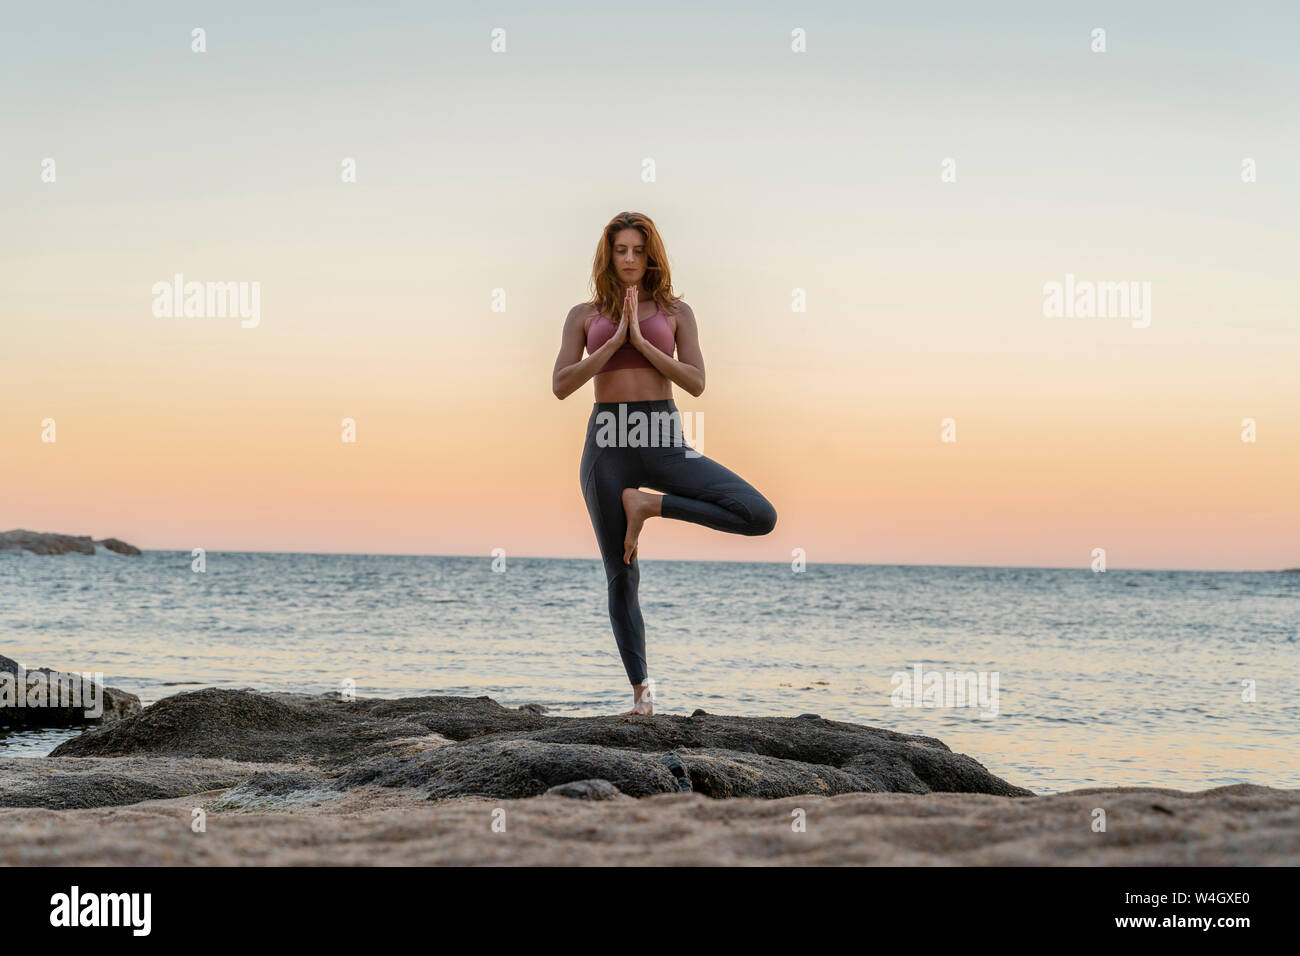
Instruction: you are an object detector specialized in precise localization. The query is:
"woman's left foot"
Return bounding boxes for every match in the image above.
[620,682,655,716]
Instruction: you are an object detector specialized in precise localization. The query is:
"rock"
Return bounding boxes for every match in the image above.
[515,703,548,715]
[544,778,625,800]
[39,688,1034,809]
[0,530,94,555]
[658,747,874,798]
[51,688,547,764]
[202,770,341,813]
[0,755,285,810]
[218,769,331,797]
[659,750,694,792]
[97,537,142,556]
[0,529,141,556]
[334,738,684,799]
[509,711,1030,795]
[0,661,141,728]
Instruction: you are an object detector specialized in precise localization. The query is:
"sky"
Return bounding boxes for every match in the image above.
[2,1,1297,570]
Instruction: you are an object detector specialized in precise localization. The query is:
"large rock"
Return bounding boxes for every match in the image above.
[42,688,1033,807]
[0,529,141,555]
[0,755,302,810]
[0,658,141,727]
[51,689,545,763]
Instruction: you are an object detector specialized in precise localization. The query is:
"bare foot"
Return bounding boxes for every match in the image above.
[621,488,661,565]
[620,682,655,716]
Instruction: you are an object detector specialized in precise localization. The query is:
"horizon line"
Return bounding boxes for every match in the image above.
[16,547,1294,574]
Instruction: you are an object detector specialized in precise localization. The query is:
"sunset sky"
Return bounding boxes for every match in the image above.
[3,2,1297,570]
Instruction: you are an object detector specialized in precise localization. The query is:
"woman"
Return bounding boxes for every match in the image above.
[551,211,778,716]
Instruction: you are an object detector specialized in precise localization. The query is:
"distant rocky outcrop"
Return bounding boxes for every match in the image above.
[37,688,1034,809]
[0,655,141,728]
[97,537,142,556]
[0,529,141,556]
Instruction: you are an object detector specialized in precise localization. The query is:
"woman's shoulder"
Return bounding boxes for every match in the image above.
[571,301,601,330]
[659,297,688,336]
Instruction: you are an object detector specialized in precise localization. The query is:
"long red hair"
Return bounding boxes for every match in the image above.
[586,211,681,318]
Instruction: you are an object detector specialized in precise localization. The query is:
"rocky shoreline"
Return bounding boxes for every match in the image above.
[25,687,1033,803]
[2,687,1296,864]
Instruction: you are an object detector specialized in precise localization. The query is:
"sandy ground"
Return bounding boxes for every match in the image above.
[1,783,1295,865]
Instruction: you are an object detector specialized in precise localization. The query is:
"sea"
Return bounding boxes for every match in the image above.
[2,549,1296,795]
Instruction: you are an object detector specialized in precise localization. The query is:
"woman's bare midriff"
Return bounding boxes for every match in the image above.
[593,366,673,402]
[587,308,677,403]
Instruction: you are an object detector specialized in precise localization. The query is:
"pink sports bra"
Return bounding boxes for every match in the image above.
[585,304,676,374]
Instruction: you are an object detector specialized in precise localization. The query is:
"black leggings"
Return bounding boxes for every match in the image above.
[580,399,777,686]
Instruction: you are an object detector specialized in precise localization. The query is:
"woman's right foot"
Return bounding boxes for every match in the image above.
[621,488,660,565]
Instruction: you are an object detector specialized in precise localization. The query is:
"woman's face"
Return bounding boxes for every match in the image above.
[612,228,647,288]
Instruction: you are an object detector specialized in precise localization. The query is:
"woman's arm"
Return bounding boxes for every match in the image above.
[552,304,622,400]
[630,301,706,398]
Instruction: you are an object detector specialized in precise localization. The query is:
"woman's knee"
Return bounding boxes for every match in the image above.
[605,560,639,592]
[746,495,777,535]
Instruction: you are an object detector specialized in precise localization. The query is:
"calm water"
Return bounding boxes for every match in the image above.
[2,550,1297,794]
